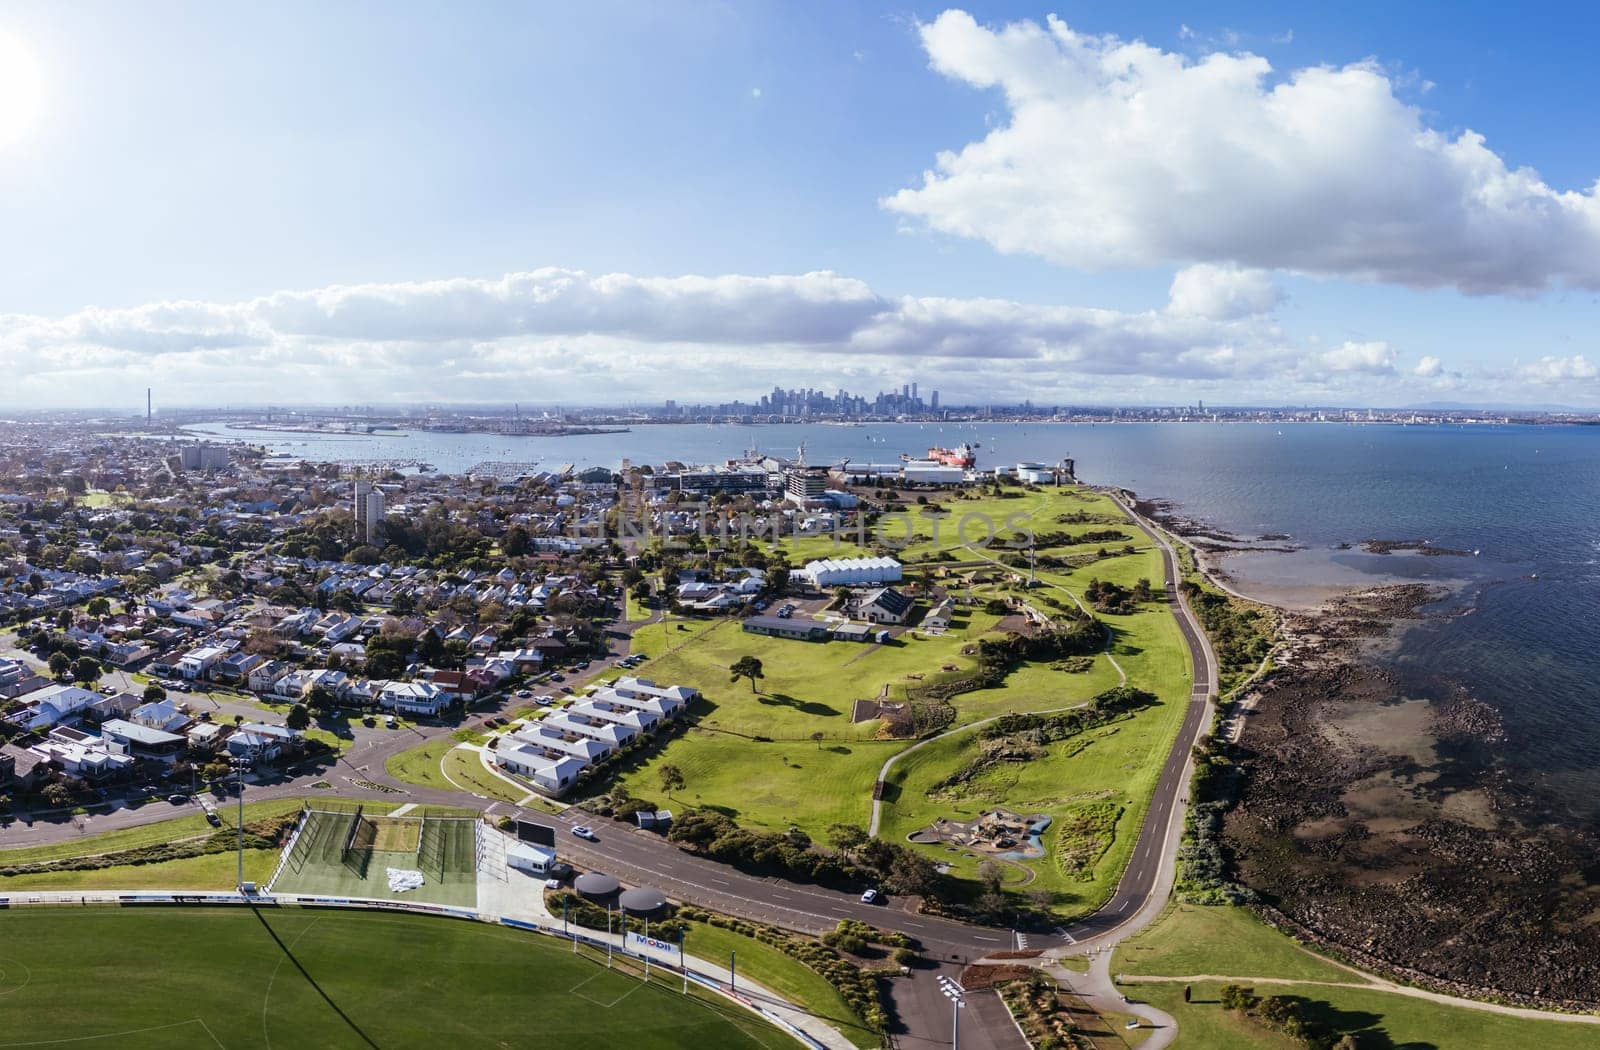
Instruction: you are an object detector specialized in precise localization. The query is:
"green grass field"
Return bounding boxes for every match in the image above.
[1113,904,1600,1049]
[609,485,1195,917]
[0,907,784,1048]
[268,809,479,907]
[682,921,880,1049]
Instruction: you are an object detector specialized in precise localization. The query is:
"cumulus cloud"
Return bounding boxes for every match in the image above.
[0,265,1404,406]
[1166,264,1282,320]
[1517,354,1598,383]
[1313,341,1398,376]
[1413,355,1444,378]
[885,10,1600,295]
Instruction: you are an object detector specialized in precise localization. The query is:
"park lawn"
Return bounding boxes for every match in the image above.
[1114,905,1355,984]
[0,797,305,867]
[1112,906,1600,1048]
[625,619,991,744]
[876,690,1189,914]
[0,847,279,891]
[620,732,898,834]
[384,736,458,792]
[1129,981,1600,1050]
[441,746,557,809]
[0,907,782,1049]
[683,921,880,1049]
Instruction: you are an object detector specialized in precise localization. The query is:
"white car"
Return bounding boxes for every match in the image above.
[571,825,597,841]
[544,877,563,890]
[860,888,879,904]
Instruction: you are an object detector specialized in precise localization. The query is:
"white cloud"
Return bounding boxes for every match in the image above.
[1317,341,1397,375]
[0,265,1406,406]
[885,10,1600,295]
[1166,264,1282,320]
[1517,354,1598,383]
[1413,355,1444,378]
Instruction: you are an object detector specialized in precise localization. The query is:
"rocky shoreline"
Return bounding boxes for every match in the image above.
[1221,580,1600,1007]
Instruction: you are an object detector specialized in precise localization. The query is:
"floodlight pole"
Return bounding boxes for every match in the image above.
[235,760,246,891]
[680,929,687,995]
[729,950,736,995]
[643,916,650,981]
[606,904,613,966]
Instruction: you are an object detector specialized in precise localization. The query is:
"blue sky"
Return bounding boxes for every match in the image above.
[3,1,1600,408]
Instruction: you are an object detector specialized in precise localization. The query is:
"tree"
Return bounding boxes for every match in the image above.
[658,763,685,795]
[72,657,102,685]
[285,703,311,730]
[811,730,825,749]
[827,823,867,851]
[85,596,111,618]
[729,655,764,693]
[143,682,167,703]
[47,652,72,679]
[306,685,336,715]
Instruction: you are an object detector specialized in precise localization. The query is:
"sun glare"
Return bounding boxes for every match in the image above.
[0,32,43,148]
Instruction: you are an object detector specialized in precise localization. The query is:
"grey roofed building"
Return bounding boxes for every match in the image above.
[741,615,830,641]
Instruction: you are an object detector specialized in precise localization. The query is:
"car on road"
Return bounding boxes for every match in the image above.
[860,888,880,904]
[516,689,533,698]
[167,793,189,805]
[549,673,565,682]
[570,825,597,841]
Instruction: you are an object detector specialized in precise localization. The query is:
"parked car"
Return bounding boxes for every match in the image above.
[205,812,223,827]
[516,689,533,698]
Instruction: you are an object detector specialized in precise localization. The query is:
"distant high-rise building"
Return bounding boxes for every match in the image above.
[353,481,385,543]
[931,390,939,412]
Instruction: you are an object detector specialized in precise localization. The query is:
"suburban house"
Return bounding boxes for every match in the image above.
[130,699,190,733]
[225,722,302,763]
[924,598,955,631]
[248,659,291,693]
[377,680,449,717]
[97,719,186,762]
[177,645,228,680]
[6,684,103,730]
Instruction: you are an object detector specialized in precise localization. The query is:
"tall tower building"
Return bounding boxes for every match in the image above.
[353,481,384,543]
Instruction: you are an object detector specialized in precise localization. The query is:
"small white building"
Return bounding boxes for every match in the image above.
[506,840,558,875]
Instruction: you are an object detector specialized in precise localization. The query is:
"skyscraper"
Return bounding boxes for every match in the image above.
[353,481,385,543]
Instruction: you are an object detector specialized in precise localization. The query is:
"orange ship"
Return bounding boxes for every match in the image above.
[926,443,978,467]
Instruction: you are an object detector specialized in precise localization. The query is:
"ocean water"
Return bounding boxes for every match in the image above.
[194,419,1600,817]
